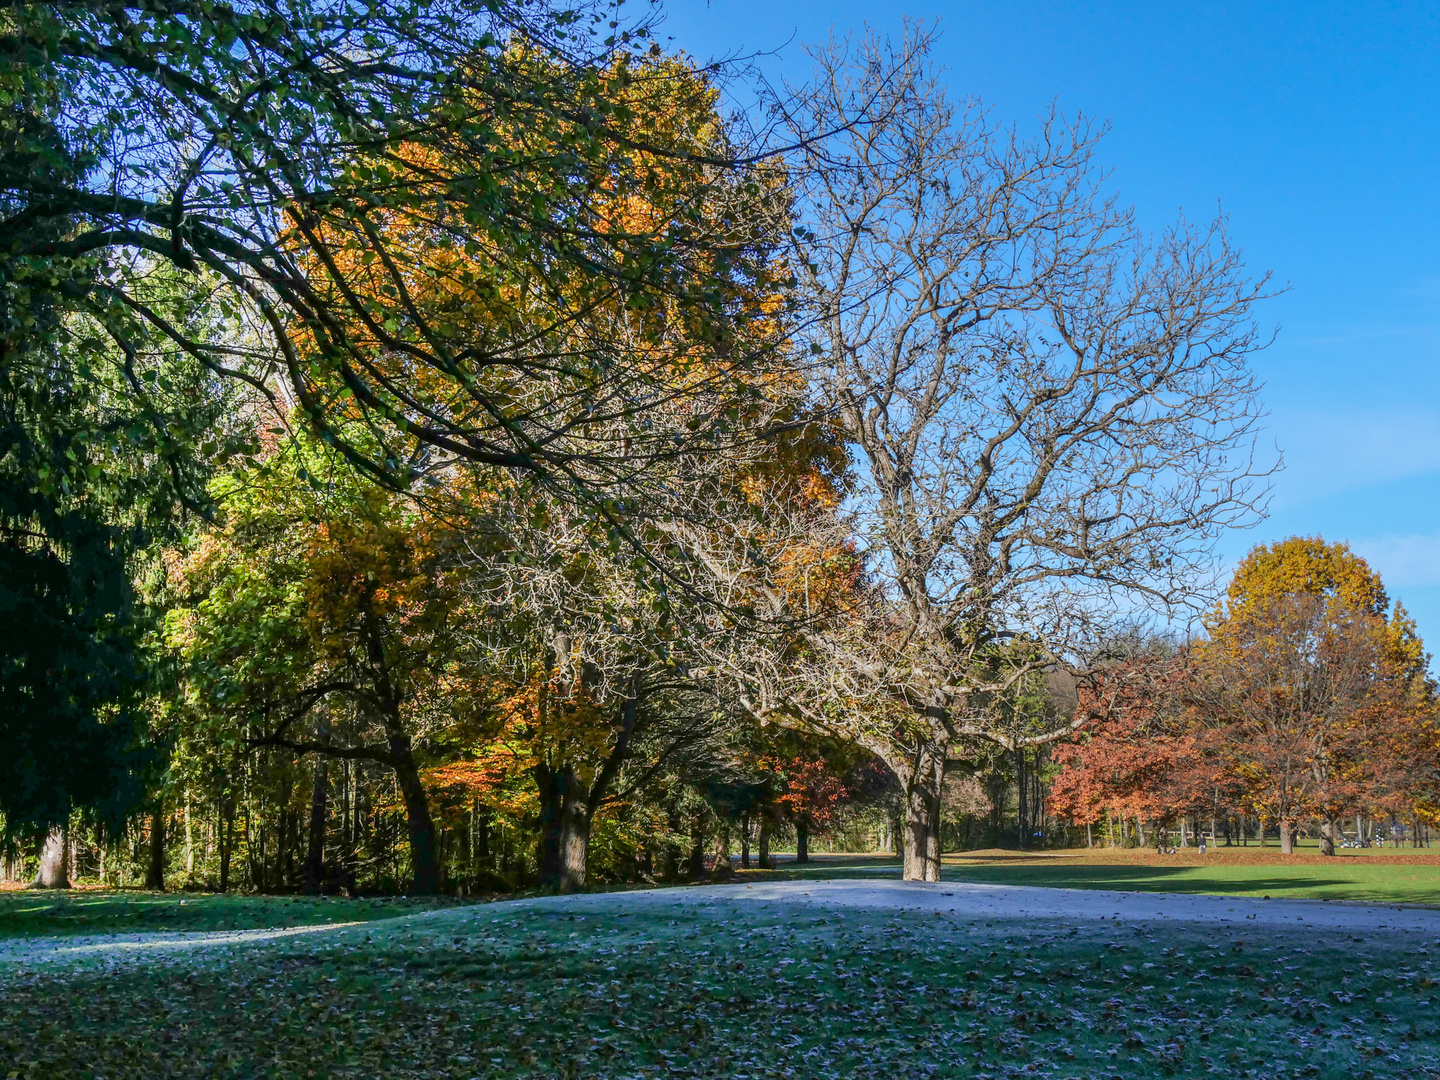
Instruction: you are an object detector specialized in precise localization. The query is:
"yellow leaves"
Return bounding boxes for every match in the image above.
[1222,536,1388,620]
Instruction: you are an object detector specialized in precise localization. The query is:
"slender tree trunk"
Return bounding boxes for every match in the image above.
[30,826,69,889]
[304,757,329,894]
[740,814,752,869]
[184,793,194,882]
[1086,820,1092,848]
[1015,749,1026,849]
[218,795,234,893]
[794,816,810,864]
[145,806,166,890]
[757,815,772,870]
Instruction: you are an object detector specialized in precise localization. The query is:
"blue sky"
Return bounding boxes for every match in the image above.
[662,1,1440,644]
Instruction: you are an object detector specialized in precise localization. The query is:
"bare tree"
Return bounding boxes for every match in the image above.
[716,29,1271,880]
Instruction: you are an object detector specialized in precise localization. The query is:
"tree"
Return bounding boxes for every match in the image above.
[0,106,243,855]
[754,735,854,863]
[167,432,476,893]
[1193,538,1433,855]
[0,1,788,493]
[719,29,1271,879]
[1050,649,1215,848]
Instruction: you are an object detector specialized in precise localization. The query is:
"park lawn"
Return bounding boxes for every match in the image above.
[0,898,1437,1079]
[938,850,1440,905]
[0,889,477,938]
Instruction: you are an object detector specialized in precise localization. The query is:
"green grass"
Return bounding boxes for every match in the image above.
[1,898,1437,1078]
[939,860,1440,905]
[0,890,476,938]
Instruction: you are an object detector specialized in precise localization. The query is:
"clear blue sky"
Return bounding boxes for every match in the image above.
[663,0,1440,645]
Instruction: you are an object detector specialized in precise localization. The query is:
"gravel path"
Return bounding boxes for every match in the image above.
[5,879,1438,968]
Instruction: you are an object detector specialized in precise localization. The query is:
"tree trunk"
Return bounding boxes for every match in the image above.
[757,816,772,869]
[219,794,235,893]
[794,816,810,864]
[30,826,69,889]
[740,814,752,869]
[145,806,166,890]
[389,741,439,895]
[1320,815,1337,857]
[535,764,592,893]
[1279,821,1295,855]
[688,817,706,879]
[184,793,194,882]
[304,756,329,894]
[1015,749,1027,849]
[899,747,944,881]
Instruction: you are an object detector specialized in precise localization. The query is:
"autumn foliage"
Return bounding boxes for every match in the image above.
[1051,538,1440,852]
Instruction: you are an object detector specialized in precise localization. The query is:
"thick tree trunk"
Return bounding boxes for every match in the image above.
[389,741,439,895]
[145,806,166,890]
[1320,815,1337,857]
[535,764,592,893]
[757,816,772,869]
[1279,821,1295,855]
[304,757,328,894]
[899,746,944,882]
[30,826,69,889]
[688,817,706,879]
[794,817,810,864]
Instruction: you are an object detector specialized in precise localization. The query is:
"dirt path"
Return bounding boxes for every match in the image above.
[4,878,1437,968]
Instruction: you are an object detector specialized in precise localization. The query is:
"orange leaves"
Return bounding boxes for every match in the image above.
[756,754,851,827]
[1054,538,1440,834]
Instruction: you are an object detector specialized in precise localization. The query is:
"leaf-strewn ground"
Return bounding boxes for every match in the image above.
[2,898,1438,1079]
[4,853,1440,1078]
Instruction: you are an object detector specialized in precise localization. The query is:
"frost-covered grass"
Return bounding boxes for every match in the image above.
[1,898,1437,1078]
[0,889,474,938]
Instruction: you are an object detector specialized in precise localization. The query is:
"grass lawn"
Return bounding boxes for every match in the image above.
[1,897,1437,1078]
[0,888,476,938]
[938,850,1440,905]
